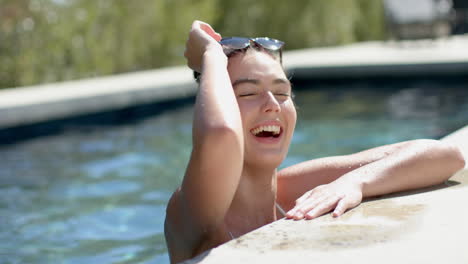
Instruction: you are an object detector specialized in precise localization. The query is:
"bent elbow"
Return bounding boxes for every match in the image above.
[411,139,465,181]
[205,122,242,142]
[195,121,243,150]
[436,140,466,175]
[447,143,466,171]
[208,121,239,136]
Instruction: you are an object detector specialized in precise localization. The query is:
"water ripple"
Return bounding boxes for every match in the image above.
[50,180,141,199]
[81,152,160,178]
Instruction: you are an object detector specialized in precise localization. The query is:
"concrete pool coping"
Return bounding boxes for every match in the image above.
[184,125,468,264]
[1,35,468,130]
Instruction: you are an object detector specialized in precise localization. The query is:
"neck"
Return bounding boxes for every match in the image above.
[244,163,278,195]
[225,164,279,237]
[231,164,278,215]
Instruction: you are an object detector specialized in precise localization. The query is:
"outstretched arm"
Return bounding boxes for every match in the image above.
[165,21,243,256]
[278,139,465,220]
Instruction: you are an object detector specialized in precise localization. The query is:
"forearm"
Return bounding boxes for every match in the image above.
[193,48,243,144]
[284,140,464,220]
[348,140,465,198]
[278,141,410,197]
[184,48,244,221]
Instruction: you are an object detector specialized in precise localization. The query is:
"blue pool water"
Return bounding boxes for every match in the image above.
[0,80,467,263]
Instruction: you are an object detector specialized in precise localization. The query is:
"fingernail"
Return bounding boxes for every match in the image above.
[294,212,303,219]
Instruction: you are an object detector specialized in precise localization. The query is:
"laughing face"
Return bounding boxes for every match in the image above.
[227,50,297,169]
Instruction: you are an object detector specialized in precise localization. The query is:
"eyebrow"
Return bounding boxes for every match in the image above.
[273,78,291,85]
[232,78,291,88]
[232,78,259,88]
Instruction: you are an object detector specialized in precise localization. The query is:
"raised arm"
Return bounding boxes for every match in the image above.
[165,21,243,255]
[278,139,465,220]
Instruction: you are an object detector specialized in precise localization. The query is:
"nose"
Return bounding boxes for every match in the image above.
[261,91,281,113]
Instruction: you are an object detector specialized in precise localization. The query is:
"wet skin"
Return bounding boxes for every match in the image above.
[164,20,466,264]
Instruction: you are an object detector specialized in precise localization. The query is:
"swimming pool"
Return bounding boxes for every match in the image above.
[0,79,467,263]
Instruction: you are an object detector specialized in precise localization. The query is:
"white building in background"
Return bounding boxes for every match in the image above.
[383,0,454,39]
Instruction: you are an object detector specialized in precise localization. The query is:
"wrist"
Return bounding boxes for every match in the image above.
[202,45,227,66]
[342,172,365,195]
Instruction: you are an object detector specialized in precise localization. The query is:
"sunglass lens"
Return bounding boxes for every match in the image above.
[253,38,284,50]
[219,37,250,49]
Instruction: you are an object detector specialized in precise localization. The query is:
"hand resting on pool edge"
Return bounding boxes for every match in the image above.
[164,20,466,264]
[278,139,465,220]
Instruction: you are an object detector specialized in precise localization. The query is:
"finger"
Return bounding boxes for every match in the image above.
[213,32,222,42]
[332,199,348,218]
[286,191,325,219]
[190,21,221,44]
[199,23,220,41]
[286,192,311,218]
[285,208,297,219]
[191,20,203,30]
[290,195,330,220]
[190,21,210,39]
[332,196,358,217]
[295,190,313,205]
[305,197,340,220]
[286,193,313,218]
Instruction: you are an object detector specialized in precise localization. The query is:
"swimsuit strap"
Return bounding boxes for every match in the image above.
[275,202,286,217]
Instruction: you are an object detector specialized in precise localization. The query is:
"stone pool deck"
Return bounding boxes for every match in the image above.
[1,35,468,130]
[185,125,468,264]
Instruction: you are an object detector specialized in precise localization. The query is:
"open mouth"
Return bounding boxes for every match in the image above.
[250,125,282,138]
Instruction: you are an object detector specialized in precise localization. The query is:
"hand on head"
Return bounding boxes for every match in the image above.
[184,20,224,73]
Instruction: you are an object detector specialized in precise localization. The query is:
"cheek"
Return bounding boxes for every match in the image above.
[283,100,297,126]
[237,100,256,127]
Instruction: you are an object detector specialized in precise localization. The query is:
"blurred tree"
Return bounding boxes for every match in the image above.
[0,0,385,89]
[214,0,386,49]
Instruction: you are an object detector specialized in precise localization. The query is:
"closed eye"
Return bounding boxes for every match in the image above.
[239,93,257,97]
[274,93,290,99]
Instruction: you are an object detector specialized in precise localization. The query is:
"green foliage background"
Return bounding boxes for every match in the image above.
[0,0,386,89]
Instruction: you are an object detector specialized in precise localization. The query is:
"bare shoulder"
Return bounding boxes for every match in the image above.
[165,188,230,262]
[164,188,191,263]
[165,187,182,234]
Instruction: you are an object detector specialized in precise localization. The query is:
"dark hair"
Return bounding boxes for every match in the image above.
[193,71,201,84]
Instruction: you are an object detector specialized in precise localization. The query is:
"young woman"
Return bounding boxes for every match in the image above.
[164,20,465,263]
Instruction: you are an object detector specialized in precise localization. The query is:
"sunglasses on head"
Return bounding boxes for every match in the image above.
[193,37,285,82]
[219,37,284,63]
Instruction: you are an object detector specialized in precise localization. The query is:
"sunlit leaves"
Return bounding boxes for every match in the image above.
[0,0,385,89]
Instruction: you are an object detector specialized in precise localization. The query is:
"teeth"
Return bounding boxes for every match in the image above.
[251,125,281,135]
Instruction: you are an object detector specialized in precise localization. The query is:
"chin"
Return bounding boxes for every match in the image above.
[244,150,286,169]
